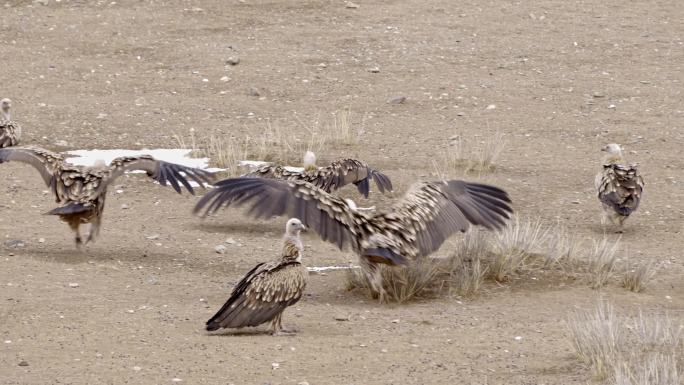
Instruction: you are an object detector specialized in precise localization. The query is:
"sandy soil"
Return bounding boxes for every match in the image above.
[1,0,683,384]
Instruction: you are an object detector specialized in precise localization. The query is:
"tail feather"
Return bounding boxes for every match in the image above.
[45,202,92,215]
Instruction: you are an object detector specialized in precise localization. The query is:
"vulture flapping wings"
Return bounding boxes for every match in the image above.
[244,158,393,198]
[194,177,512,265]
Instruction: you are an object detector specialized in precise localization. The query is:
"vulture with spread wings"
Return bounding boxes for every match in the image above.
[244,158,393,198]
[0,146,214,246]
[194,177,513,301]
[206,218,308,335]
[595,143,644,232]
[0,99,21,148]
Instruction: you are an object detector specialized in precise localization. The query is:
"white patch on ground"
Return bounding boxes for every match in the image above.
[66,149,214,170]
[307,265,359,273]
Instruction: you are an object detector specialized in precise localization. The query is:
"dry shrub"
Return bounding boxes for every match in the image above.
[443,132,506,173]
[587,237,620,289]
[345,258,441,303]
[328,108,364,146]
[489,217,548,281]
[567,302,683,384]
[621,260,657,293]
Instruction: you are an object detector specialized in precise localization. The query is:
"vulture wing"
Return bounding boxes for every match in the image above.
[296,159,393,198]
[0,146,63,187]
[194,177,361,251]
[205,260,307,331]
[97,156,214,195]
[376,180,513,257]
[597,164,644,216]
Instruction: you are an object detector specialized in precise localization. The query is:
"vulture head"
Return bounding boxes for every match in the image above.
[1,98,11,120]
[601,143,622,155]
[303,151,317,171]
[285,218,306,236]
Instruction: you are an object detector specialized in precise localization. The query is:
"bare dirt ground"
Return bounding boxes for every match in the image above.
[1,0,683,384]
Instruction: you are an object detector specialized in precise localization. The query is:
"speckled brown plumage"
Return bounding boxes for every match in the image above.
[244,158,393,198]
[206,219,308,334]
[0,98,21,148]
[194,177,512,301]
[0,146,214,246]
[595,144,644,231]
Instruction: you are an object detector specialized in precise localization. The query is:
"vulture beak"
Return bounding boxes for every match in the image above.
[300,224,308,233]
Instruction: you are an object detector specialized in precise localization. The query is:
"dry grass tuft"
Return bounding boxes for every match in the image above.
[567,302,683,384]
[488,217,548,282]
[345,259,442,303]
[173,130,248,175]
[586,237,620,289]
[442,132,506,173]
[621,260,657,293]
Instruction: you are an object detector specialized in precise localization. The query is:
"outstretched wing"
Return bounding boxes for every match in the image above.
[598,164,644,216]
[194,177,361,251]
[97,156,215,195]
[297,159,393,198]
[0,120,21,148]
[205,261,307,331]
[378,180,513,257]
[0,146,62,187]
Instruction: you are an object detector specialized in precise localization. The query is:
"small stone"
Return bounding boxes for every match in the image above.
[120,204,129,210]
[608,104,616,109]
[18,360,29,367]
[514,336,523,341]
[271,362,280,370]
[225,238,236,244]
[5,240,25,249]
[389,96,407,104]
[38,238,45,243]
[226,57,240,66]
[248,87,260,97]
[215,245,227,254]
[571,200,580,204]
[68,283,79,288]
[171,379,183,383]
[54,140,69,147]
[368,67,380,73]
[133,366,142,371]
[298,382,310,385]
[345,1,359,8]
[391,319,400,323]
[456,112,465,116]
[145,234,160,240]
[592,91,605,98]
[486,104,496,110]
[381,348,388,353]
[220,76,230,82]
[334,314,350,321]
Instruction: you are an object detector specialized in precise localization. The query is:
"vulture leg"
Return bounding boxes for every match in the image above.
[67,217,82,247]
[86,215,102,243]
[271,313,294,336]
[361,258,386,303]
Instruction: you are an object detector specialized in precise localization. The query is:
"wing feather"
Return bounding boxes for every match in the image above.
[194,178,360,251]
[597,164,643,216]
[96,156,214,195]
[0,146,62,187]
[206,262,307,331]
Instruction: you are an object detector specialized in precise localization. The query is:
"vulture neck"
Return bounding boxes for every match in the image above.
[1,110,9,121]
[282,233,303,263]
[602,153,625,165]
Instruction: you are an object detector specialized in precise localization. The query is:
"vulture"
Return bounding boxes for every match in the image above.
[244,151,393,198]
[595,143,644,232]
[194,177,513,302]
[206,218,308,335]
[0,146,214,246]
[0,98,21,148]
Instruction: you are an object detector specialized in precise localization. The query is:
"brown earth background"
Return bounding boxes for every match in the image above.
[1,0,683,384]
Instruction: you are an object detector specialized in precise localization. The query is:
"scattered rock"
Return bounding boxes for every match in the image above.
[53,140,69,147]
[368,67,380,73]
[120,204,130,210]
[592,91,605,98]
[68,283,79,288]
[18,360,29,367]
[171,378,183,383]
[145,234,160,240]
[220,76,230,82]
[514,336,523,341]
[33,0,48,5]
[225,238,236,245]
[248,87,260,97]
[608,104,616,109]
[345,1,359,8]
[133,366,142,371]
[298,382,310,385]
[334,314,350,321]
[226,57,240,66]
[38,238,45,243]
[486,104,496,110]
[389,96,407,104]
[391,319,400,323]
[215,245,227,254]
[271,362,280,370]
[5,240,25,249]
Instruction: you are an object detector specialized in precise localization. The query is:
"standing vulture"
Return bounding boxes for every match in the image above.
[595,143,644,232]
[0,98,21,148]
[194,177,513,302]
[244,152,393,198]
[0,146,214,246]
[206,218,308,335]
